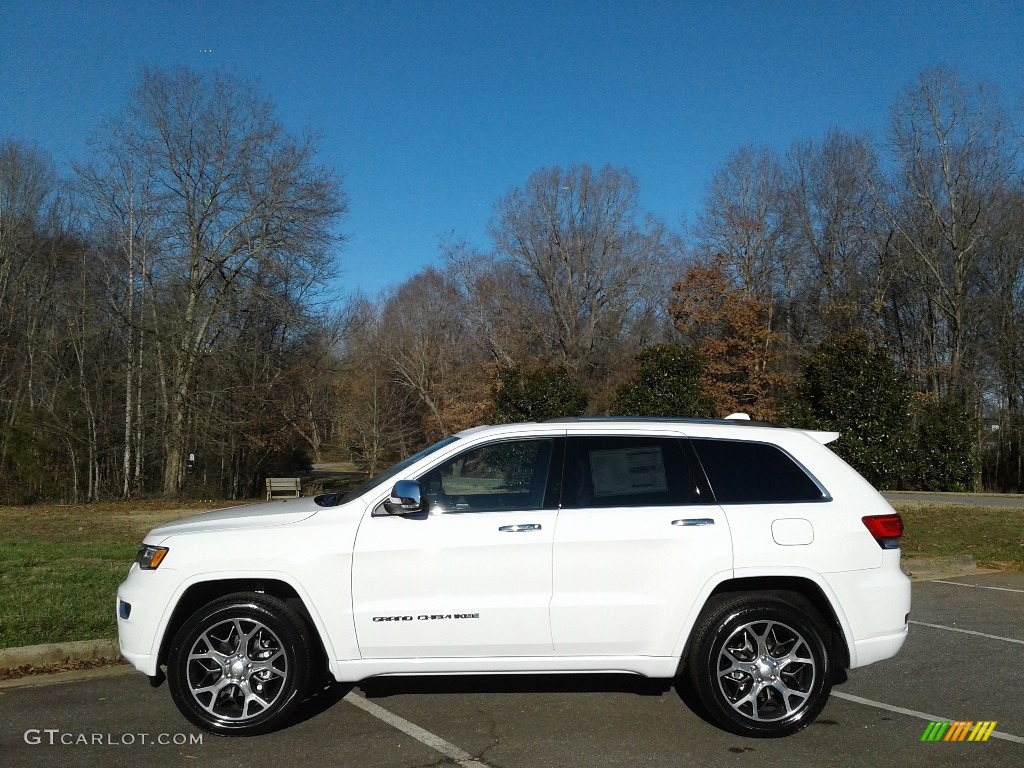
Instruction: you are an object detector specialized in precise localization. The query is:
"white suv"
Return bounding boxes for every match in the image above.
[117,417,910,738]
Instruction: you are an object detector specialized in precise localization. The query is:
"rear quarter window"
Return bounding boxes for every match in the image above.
[690,438,829,504]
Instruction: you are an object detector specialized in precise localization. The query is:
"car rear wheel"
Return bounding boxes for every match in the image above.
[167,593,310,736]
[688,595,833,737]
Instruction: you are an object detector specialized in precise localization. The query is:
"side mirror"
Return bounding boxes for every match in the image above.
[385,479,423,514]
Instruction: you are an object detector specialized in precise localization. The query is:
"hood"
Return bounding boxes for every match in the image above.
[146,498,320,540]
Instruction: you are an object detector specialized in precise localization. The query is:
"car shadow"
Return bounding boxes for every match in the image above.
[292,677,356,726]
[291,671,724,731]
[671,671,718,729]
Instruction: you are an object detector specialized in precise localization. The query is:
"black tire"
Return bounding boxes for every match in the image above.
[167,593,311,736]
[688,595,833,738]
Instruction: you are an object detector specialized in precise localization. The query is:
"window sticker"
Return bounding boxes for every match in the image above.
[589,447,668,496]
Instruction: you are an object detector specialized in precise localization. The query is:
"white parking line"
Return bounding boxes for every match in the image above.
[931,579,1024,594]
[909,620,1024,645]
[344,691,493,767]
[832,691,1024,744]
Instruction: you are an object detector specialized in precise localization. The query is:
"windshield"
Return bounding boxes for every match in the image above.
[316,436,461,507]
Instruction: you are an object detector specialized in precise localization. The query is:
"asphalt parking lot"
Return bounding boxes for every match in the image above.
[1,571,1021,768]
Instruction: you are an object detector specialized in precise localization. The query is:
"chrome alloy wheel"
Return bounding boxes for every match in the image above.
[715,619,816,722]
[185,618,289,722]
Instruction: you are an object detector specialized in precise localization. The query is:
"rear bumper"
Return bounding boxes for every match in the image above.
[825,551,911,668]
[852,625,909,667]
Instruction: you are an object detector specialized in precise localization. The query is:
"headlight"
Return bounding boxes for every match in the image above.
[135,544,169,570]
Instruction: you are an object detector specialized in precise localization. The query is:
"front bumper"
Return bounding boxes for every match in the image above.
[116,564,179,677]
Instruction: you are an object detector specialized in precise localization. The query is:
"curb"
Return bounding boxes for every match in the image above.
[0,639,121,672]
[902,555,977,579]
[0,664,133,691]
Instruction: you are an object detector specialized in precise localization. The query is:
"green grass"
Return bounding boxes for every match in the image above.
[0,499,1021,649]
[0,500,231,648]
[0,540,132,647]
[893,503,1024,570]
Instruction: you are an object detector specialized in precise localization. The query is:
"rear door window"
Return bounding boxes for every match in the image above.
[562,436,701,508]
[690,438,829,504]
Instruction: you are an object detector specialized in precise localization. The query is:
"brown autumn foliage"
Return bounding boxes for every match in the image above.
[670,256,788,420]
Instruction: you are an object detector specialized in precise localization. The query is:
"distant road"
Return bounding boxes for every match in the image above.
[311,462,365,474]
[884,491,1024,508]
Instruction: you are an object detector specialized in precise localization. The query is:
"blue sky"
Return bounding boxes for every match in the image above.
[2,1,1022,297]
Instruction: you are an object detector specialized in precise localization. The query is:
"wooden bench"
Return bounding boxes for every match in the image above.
[266,477,301,500]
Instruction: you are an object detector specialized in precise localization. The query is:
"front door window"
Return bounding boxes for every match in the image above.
[420,439,556,513]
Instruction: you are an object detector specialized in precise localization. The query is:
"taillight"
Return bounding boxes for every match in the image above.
[862,514,904,550]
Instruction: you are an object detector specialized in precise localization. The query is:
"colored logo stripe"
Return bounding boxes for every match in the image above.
[945,721,973,741]
[920,721,997,742]
[968,722,997,742]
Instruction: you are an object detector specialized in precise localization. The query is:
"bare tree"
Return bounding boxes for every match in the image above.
[0,142,92,501]
[695,145,792,304]
[784,130,888,341]
[378,268,474,440]
[979,191,1024,489]
[334,295,425,472]
[0,142,58,416]
[490,164,672,372]
[76,136,158,497]
[81,67,347,493]
[878,67,1014,400]
[443,235,547,367]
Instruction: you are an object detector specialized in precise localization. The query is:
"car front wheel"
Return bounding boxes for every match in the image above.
[167,593,311,736]
[688,595,833,737]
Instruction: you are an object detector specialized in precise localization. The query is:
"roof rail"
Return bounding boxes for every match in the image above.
[541,415,783,428]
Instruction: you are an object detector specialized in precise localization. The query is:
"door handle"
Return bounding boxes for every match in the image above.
[498,523,542,532]
[672,518,715,527]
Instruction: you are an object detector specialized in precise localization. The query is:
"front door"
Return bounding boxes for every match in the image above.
[352,436,563,658]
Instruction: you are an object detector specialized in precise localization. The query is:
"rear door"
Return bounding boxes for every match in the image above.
[550,434,733,657]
